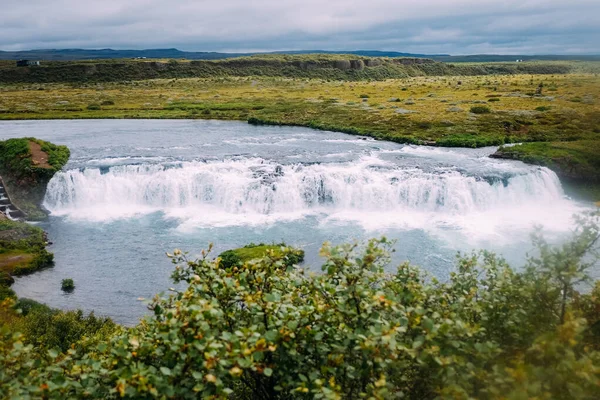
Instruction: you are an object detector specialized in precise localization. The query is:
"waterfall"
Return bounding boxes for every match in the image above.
[44,157,565,219]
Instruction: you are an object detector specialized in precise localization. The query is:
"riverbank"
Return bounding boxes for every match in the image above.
[0,138,69,301]
[1,56,593,84]
[1,72,598,188]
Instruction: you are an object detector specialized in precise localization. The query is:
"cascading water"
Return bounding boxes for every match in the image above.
[43,157,565,220]
[1,119,592,323]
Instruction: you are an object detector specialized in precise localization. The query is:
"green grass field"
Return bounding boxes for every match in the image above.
[0,66,598,188]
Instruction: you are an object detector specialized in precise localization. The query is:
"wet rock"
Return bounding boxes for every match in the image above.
[395,108,416,114]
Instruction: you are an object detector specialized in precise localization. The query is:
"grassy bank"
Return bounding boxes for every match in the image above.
[493,140,600,182]
[0,71,598,183]
[218,243,305,270]
[0,56,592,84]
[0,138,70,220]
[0,218,53,300]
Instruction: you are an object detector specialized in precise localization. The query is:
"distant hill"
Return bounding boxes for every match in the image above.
[0,54,579,84]
[1,48,598,62]
[0,48,249,61]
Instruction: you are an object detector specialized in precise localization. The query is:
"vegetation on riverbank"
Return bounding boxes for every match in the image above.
[1,213,599,398]
[0,56,593,84]
[0,137,70,220]
[493,140,600,182]
[1,69,597,185]
[218,243,305,270]
[0,218,53,300]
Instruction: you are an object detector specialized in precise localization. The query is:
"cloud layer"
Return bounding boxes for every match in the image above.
[2,0,599,54]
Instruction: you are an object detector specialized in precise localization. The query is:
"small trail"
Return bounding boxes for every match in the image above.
[28,141,52,169]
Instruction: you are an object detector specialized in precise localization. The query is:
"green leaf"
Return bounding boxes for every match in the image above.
[264,368,273,377]
[160,367,172,376]
[412,336,425,349]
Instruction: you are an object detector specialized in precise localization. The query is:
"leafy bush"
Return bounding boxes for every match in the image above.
[0,271,14,287]
[100,100,115,106]
[470,105,491,114]
[0,214,599,399]
[488,97,500,102]
[535,106,551,112]
[14,306,116,353]
[61,278,75,292]
[86,103,101,110]
[218,249,242,270]
[359,94,369,98]
[0,285,15,301]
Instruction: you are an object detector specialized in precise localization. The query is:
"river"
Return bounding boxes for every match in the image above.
[0,119,592,324]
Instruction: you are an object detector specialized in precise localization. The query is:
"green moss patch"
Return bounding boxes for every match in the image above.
[0,219,53,279]
[493,140,600,185]
[218,242,305,270]
[0,137,70,220]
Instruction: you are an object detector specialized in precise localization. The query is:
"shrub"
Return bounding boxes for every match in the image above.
[218,243,304,270]
[86,104,101,110]
[14,306,116,353]
[535,106,551,112]
[470,105,491,114]
[488,97,500,102]
[358,94,369,98]
[100,100,115,106]
[1,214,599,399]
[218,249,242,270]
[0,285,15,300]
[61,278,74,292]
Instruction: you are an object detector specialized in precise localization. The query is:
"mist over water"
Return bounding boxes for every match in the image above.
[0,120,592,324]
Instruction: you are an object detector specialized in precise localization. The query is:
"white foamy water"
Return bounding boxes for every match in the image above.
[43,154,582,245]
[0,119,593,323]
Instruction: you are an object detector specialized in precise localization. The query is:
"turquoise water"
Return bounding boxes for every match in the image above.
[0,120,591,324]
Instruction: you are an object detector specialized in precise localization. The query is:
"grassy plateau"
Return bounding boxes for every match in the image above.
[0,57,598,193]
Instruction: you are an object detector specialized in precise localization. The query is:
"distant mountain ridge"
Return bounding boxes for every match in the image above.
[1,48,598,62]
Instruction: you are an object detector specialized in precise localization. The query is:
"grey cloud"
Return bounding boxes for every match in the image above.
[0,0,598,54]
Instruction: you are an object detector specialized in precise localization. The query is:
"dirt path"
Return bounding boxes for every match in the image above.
[28,141,52,169]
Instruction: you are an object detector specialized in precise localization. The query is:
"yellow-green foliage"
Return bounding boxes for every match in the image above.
[0,219,53,284]
[0,56,585,84]
[218,243,304,270]
[1,213,600,398]
[0,72,598,184]
[0,138,70,220]
[495,140,600,182]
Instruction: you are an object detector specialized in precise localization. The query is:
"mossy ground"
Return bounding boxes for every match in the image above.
[0,219,53,300]
[0,71,598,185]
[0,138,70,220]
[232,244,303,262]
[218,243,305,270]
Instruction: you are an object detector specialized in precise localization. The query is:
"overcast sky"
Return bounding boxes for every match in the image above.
[1,0,599,54]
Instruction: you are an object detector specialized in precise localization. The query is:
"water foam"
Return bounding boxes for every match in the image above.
[44,155,575,237]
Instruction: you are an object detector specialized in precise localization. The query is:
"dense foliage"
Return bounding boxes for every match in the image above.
[0,137,70,219]
[218,243,305,270]
[0,137,70,180]
[0,56,578,84]
[494,140,600,183]
[0,219,53,288]
[10,298,117,353]
[61,278,75,291]
[1,213,599,399]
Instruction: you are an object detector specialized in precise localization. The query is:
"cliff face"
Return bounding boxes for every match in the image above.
[0,55,573,83]
[0,138,70,220]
